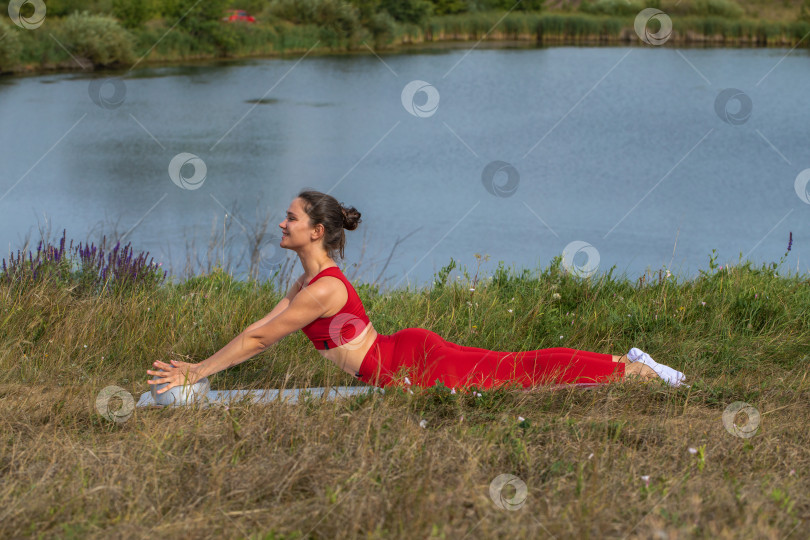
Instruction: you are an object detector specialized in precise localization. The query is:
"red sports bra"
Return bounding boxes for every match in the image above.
[299,266,370,350]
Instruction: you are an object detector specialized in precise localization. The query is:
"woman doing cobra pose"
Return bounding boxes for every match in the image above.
[147,190,686,395]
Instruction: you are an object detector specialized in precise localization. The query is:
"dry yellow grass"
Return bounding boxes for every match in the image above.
[1,366,807,538]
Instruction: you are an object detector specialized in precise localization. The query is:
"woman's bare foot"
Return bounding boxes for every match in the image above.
[624,348,686,386]
[613,352,681,383]
[624,361,658,380]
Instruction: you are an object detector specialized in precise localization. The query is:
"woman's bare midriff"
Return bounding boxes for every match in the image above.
[317,321,378,376]
[296,272,379,376]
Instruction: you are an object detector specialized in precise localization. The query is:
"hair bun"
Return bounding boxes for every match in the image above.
[340,205,361,231]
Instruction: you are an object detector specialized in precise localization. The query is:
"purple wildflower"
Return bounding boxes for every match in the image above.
[787,231,792,252]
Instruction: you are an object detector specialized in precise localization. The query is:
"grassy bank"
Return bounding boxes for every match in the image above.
[0,231,808,537]
[3,1,810,77]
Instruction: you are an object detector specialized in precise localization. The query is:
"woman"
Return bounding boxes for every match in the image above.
[147,190,686,396]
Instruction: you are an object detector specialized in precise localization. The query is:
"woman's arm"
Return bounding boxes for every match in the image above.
[195,280,329,378]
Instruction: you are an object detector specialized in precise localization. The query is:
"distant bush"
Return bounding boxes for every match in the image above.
[45,0,114,17]
[367,10,397,47]
[579,0,647,16]
[0,19,23,73]
[269,0,362,46]
[112,0,154,29]
[466,0,547,12]
[56,11,136,66]
[690,0,743,19]
[378,0,433,25]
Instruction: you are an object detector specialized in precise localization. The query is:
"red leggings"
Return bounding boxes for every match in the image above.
[356,327,625,390]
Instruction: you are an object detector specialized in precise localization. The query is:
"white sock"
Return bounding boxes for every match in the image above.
[627,347,686,387]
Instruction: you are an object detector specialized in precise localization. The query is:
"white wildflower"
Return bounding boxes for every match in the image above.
[419,419,427,428]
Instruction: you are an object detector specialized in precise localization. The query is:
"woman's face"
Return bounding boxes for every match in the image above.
[279,198,312,249]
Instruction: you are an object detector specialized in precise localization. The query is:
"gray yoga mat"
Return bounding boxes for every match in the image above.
[136,380,604,408]
[136,385,382,408]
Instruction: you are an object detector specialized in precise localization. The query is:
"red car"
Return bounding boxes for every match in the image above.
[222,9,256,22]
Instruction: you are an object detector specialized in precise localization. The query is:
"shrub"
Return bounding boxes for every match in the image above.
[0,19,23,73]
[691,0,743,19]
[56,11,136,66]
[368,10,397,47]
[579,0,647,16]
[269,0,361,43]
[378,0,433,26]
[112,0,155,29]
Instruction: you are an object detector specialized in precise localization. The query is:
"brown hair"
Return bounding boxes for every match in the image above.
[296,189,362,261]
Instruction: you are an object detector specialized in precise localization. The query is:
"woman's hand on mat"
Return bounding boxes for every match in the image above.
[147,359,204,394]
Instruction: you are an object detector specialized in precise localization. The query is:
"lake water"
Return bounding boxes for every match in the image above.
[1,44,809,292]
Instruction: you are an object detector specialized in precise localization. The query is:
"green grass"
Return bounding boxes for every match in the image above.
[2,246,808,391]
